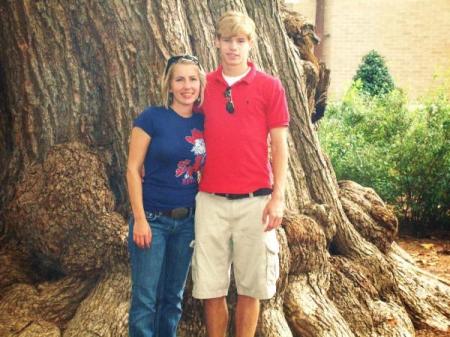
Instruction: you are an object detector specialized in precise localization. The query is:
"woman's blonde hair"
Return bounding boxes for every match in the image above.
[161,57,206,108]
[216,11,256,41]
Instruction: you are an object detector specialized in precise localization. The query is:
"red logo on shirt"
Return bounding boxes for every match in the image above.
[175,129,205,184]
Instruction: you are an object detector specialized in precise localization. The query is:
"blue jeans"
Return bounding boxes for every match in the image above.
[128,211,194,337]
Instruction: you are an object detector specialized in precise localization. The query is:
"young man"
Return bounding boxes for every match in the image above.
[192,11,290,337]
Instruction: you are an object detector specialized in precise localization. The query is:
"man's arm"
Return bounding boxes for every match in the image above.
[262,126,289,231]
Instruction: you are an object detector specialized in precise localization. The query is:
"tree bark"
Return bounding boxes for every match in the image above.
[0,1,448,336]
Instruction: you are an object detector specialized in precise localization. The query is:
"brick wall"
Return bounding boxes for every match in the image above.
[286,0,316,24]
[287,0,450,100]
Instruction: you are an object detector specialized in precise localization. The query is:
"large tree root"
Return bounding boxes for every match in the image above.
[1,143,130,336]
[388,243,450,331]
[63,266,130,337]
[283,213,355,337]
[0,240,34,293]
[338,180,398,253]
[4,142,128,276]
[285,272,356,337]
[0,319,60,337]
[279,180,450,337]
[328,256,415,337]
[339,180,450,333]
[0,276,96,336]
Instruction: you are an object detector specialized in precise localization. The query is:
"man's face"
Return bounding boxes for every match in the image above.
[215,33,252,68]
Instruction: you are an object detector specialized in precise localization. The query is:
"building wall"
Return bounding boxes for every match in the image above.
[286,0,316,24]
[287,0,450,100]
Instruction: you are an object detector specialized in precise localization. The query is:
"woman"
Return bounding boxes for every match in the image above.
[127,55,206,337]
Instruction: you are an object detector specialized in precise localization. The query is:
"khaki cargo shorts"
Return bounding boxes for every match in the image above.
[192,191,280,300]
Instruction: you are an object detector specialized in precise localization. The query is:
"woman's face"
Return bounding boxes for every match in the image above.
[170,63,201,109]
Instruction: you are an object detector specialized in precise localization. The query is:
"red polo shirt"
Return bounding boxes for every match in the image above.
[199,62,290,193]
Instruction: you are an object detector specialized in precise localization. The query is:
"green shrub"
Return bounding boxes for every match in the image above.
[353,50,395,97]
[393,80,450,232]
[319,73,450,232]
[320,83,409,201]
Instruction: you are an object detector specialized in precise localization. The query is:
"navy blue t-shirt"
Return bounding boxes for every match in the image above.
[133,106,205,211]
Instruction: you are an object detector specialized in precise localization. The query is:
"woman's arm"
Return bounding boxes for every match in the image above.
[127,127,152,248]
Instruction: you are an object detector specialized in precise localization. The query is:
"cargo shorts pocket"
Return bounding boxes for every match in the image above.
[265,235,280,285]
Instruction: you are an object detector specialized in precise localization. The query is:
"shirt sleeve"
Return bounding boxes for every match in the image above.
[266,78,290,129]
[133,108,154,136]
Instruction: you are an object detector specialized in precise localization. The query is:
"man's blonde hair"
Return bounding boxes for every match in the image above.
[216,11,256,41]
[161,59,206,108]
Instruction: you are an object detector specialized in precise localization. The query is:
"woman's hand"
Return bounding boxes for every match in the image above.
[133,218,152,249]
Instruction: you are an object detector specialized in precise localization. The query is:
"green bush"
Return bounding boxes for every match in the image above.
[353,50,395,97]
[393,81,450,232]
[319,74,450,232]
[320,83,409,201]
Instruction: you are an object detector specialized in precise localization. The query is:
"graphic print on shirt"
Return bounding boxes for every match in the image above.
[175,129,205,184]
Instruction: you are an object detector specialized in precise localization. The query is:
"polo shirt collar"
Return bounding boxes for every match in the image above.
[212,61,257,85]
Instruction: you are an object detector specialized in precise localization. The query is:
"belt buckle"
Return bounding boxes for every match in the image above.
[171,207,189,219]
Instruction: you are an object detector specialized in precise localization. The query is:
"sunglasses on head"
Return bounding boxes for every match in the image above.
[224,86,235,113]
[164,54,200,75]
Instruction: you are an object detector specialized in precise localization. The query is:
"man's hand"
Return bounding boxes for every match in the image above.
[133,219,152,248]
[262,196,285,231]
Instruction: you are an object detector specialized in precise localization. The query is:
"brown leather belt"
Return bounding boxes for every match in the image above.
[213,188,272,200]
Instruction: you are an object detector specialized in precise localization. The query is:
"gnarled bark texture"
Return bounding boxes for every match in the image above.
[0,1,448,336]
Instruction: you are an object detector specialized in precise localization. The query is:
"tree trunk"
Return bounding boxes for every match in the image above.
[0,1,448,336]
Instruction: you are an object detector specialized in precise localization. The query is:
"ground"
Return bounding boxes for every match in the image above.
[398,235,450,337]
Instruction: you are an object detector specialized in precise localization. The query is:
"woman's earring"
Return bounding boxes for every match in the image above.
[169,92,174,104]
[195,97,201,105]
